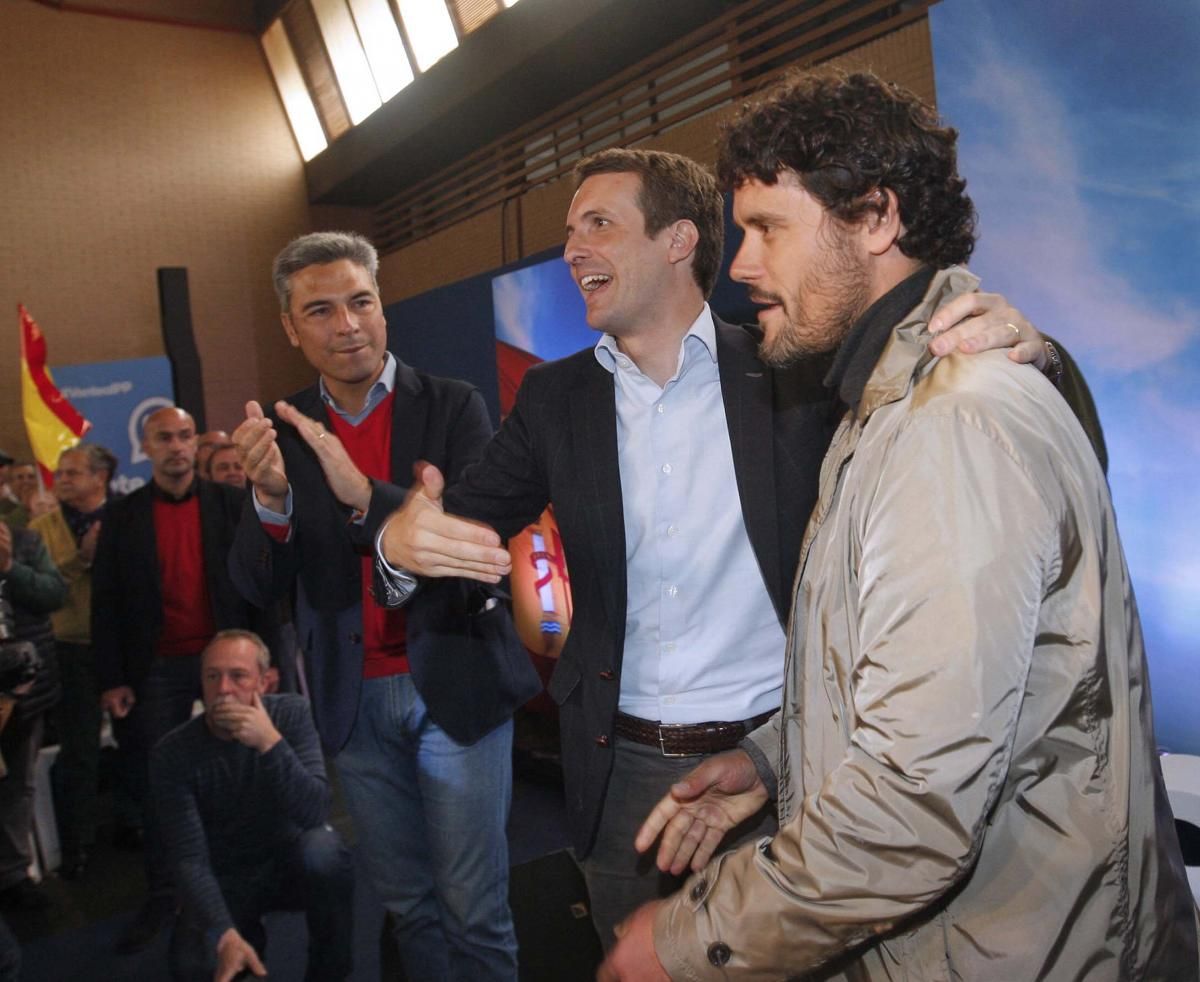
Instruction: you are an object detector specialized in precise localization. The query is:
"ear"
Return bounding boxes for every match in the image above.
[665,219,700,268]
[281,312,301,349]
[863,188,903,257]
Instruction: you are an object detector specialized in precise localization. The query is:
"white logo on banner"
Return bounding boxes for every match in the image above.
[128,396,175,464]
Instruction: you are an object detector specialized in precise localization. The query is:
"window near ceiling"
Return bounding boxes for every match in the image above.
[261,19,328,161]
[262,0,514,160]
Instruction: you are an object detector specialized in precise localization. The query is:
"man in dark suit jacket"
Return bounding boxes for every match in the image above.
[229,231,539,982]
[93,406,274,953]
[377,148,1061,947]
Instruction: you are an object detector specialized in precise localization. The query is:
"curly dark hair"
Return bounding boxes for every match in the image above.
[575,148,724,298]
[717,69,976,267]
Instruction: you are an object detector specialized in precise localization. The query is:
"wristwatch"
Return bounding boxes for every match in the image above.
[1042,339,1064,386]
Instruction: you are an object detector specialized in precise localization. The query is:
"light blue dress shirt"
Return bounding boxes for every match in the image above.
[595,306,785,724]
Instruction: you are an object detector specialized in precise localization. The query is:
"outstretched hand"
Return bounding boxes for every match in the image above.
[377,461,511,583]
[928,290,1048,370]
[635,749,769,876]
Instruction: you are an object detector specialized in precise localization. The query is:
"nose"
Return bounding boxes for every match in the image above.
[729,238,758,285]
[332,303,358,334]
[563,231,588,267]
[217,673,236,694]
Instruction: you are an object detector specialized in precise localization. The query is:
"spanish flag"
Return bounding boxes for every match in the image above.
[19,305,91,486]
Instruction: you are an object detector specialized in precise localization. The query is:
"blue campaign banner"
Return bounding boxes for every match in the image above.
[53,356,175,495]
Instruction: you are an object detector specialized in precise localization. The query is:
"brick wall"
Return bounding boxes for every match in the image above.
[0,0,313,457]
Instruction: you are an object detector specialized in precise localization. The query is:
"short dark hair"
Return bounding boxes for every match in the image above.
[717,69,976,268]
[574,148,724,298]
[272,231,380,312]
[61,443,118,483]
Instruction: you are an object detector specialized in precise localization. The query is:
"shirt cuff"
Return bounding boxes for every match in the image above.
[253,485,293,533]
[372,517,418,608]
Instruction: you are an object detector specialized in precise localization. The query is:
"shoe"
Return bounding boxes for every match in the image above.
[112,825,144,851]
[116,896,175,954]
[0,877,51,911]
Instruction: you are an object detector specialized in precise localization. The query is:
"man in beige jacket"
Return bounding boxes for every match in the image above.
[602,69,1197,981]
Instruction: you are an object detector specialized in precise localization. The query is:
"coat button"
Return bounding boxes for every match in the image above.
[348,632,362,643]
[594,735,610,747]
[689,879,707,902]
[707,942,731,967]
[598,669,615,680]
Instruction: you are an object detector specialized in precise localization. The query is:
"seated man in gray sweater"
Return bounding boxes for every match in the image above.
[151,629,353,982]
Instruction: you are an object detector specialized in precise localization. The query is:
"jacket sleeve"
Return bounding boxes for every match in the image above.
[1045,335,1108,474]
[656,413,1055,981]
[2,529,66,614]
[229,492,300,610]
[443,370,553,539]
[256,697,332,828]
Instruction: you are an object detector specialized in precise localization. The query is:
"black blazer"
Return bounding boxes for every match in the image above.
[92,479,271,692]
[229,360,540,754]
[445,315,839,856]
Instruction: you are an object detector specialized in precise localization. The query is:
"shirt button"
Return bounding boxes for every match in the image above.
[667,585,678,598]
[594,734,610,747]
[663,642,676,653]
[707,942,732,967]
[656,404,665,414]
[667,525,679,537]
[689,879,707,902]
[661,463,672,474]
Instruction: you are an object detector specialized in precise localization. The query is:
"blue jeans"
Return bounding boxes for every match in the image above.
[335,674,518,982]
[169,824,354,981]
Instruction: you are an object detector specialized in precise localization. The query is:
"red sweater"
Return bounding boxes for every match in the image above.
[152,491,215,657]
[325,393,409,678]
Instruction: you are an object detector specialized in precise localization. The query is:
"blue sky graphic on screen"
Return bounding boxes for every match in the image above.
[492,258,594,361]
[930,0,1199,753]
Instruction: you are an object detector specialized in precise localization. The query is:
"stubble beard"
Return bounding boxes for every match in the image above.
[758,230,871,368]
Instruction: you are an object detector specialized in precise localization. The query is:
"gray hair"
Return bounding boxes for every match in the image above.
[202,629,271,673]
[60,443,118,483]
[272,231,380,312]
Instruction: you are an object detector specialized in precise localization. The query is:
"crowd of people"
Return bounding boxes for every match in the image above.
[0,68,1193,981]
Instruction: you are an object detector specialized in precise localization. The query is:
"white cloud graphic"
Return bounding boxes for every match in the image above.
[943,12,1200,374]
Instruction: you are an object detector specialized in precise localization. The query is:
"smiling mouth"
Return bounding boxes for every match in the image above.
[579,274,611,293]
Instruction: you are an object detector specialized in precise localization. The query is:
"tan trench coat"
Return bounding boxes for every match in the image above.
[655,268,1197,981]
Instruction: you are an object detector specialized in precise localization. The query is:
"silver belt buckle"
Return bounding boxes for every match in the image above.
[657,722,698,758]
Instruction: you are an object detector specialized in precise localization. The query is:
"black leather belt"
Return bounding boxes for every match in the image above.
[613,709,775,757]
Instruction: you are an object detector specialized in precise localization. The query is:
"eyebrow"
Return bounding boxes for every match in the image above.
[566,208,612,233]
[300,290,375,313]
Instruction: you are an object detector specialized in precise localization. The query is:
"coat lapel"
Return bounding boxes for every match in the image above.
[132,487,161,609]
[388,360,427,484]
[715,317,786,624]
[568,357,626,638]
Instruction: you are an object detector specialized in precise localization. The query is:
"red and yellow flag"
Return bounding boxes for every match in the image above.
[19,305,91,486]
